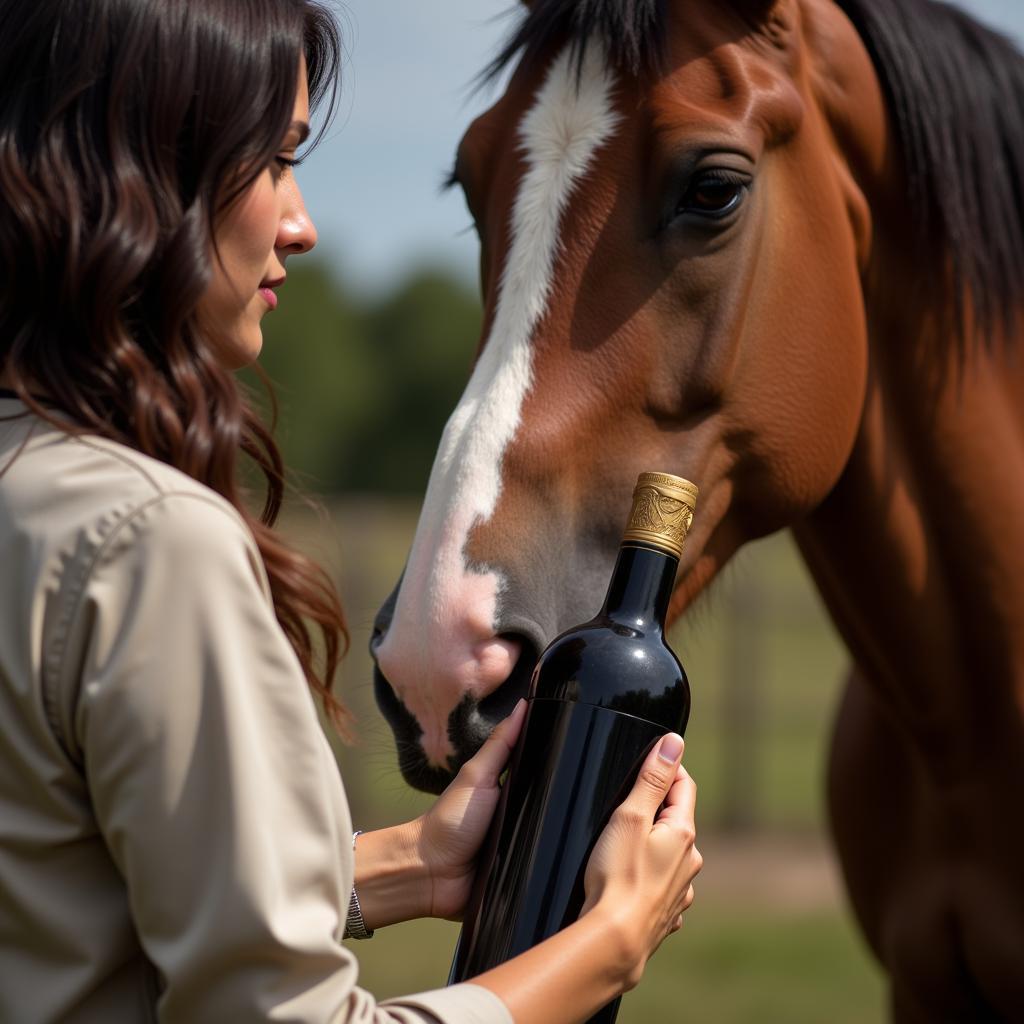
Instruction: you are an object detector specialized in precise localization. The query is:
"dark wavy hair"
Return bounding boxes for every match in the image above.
[0,0,353,735]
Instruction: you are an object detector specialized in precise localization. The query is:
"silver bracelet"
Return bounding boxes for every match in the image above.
[345,830,374,940]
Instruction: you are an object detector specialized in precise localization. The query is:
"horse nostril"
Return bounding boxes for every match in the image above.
[469,634,524,699]
[476,633,540,720]
[372,576,401,653]
[369,620,389,660]
[372,660,404,720]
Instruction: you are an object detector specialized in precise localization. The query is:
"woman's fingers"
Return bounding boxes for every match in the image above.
[615,734,685,825]
[455,698,527,789]
[580,732,700,979]
[683,883,695,910]
[654,766,697,834]
[667,884,695,935]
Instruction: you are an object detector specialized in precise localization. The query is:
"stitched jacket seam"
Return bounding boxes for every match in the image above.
[41,490,253,764]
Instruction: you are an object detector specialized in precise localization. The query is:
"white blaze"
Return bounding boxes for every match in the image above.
[377,44,620,762]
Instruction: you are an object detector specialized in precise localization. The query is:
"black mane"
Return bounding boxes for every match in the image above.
[836,0,1024,350]
[487,0,1024,350]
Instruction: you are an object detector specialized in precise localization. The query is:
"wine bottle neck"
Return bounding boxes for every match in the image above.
[600,543,679,629]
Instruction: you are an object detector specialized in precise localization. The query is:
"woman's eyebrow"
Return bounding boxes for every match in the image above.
[290,120,311,144]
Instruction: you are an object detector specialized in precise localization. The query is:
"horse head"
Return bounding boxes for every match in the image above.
[372,0,889,792]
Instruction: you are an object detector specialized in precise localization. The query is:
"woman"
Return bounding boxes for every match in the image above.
[0,1,703,1022]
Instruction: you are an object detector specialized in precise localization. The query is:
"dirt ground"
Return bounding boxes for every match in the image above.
[696,831,848,913]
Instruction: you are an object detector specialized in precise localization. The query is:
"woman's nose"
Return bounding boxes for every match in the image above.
[276,176,318,255]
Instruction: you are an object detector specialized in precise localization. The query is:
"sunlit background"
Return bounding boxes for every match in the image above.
[263,3,1024,1020]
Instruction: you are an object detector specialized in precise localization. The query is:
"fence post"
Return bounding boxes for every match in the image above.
[719,570,763,832]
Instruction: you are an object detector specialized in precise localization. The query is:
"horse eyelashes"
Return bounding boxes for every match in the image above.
[675,170,751,220]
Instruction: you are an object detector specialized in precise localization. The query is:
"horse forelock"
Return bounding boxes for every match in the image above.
[481,0,667,85]
[480,0,783,86]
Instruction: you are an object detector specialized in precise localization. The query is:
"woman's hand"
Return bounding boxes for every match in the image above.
[414,698,528,920]
[581,733,701,989]
[351,700,526,930]
[470,734,700,1022]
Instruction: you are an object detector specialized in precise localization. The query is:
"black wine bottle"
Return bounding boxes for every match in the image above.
[448,472,698,1023]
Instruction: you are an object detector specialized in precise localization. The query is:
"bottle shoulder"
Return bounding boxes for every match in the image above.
[529,616,690,731]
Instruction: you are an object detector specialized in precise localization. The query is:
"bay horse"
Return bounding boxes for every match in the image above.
[370,0,1024,1018]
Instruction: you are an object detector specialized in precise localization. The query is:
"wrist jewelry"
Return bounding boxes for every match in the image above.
[345,830,374,940]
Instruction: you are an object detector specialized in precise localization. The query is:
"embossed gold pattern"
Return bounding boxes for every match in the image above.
[622,471,699,559]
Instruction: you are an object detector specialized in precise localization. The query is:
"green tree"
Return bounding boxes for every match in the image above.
[246,260,380,493]
[243,259,481,495]
[350,268,481,494]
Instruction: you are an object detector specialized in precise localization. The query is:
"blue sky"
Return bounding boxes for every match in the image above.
[300,1,1024,294]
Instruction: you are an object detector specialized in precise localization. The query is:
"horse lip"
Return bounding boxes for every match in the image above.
[370,623,543,790]
[371,662,457,793]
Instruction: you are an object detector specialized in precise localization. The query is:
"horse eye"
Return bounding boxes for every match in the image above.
[676,172,749,220]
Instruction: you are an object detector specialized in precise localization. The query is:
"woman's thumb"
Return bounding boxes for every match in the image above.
[625,733,685,817]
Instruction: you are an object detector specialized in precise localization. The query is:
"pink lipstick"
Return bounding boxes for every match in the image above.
[258,275,285,310]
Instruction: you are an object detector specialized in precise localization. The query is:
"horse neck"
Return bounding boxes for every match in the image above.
[792,246,1024,775]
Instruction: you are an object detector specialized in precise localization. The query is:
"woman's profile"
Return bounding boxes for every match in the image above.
[0,2,702,1021]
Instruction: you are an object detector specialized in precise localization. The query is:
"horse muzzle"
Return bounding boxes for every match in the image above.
[370,591,543,793]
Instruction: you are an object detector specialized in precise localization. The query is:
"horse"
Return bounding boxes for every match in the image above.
[370,0,1024,1017]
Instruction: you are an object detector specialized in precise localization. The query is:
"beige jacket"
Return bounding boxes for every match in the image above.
[0,397,511,1024]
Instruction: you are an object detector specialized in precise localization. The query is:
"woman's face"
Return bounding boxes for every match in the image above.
[199,62,317,369]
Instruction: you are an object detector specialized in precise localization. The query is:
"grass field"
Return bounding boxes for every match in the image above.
[282,498,888,1022]
[345,905,885,1024]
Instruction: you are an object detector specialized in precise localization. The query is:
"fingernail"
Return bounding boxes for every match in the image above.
[658,733,684,763]
[506,698,526,723]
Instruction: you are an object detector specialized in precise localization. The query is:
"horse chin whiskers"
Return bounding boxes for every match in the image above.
[397,755,457,796]
[393,723,459,793]
[371,662,454,792]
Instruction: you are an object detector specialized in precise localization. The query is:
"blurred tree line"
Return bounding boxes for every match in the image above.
[243,258,481,495]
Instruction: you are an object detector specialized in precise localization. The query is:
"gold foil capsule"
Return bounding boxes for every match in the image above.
[622,471,699,559]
